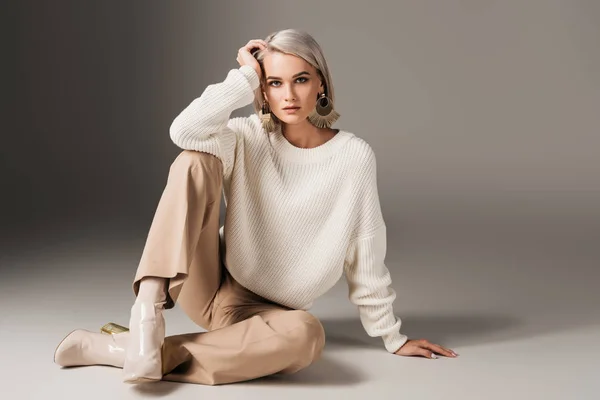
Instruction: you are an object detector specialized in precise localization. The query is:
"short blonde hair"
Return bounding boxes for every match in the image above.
[250,29,336,126]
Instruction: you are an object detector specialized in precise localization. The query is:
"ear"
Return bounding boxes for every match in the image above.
[259,83,267,102]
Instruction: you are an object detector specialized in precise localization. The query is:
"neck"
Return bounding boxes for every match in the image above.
[281,119,334,149]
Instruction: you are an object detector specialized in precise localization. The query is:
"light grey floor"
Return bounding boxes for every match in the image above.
[2,205,598,399]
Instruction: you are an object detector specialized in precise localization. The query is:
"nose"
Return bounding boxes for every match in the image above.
[284,86,296,102]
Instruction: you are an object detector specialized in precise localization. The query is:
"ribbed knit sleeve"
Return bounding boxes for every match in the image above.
[344,224,408,353]
[343,147,408,353]
[169,64,260,178]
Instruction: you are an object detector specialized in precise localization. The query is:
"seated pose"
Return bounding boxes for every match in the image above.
[54,28,457,386]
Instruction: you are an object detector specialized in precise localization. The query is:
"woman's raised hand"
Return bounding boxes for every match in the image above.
[236,39,267,78]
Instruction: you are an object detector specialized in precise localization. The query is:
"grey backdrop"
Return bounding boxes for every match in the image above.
[4,1,599,398]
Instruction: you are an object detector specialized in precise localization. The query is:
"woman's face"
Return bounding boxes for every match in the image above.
[261,51,324,126]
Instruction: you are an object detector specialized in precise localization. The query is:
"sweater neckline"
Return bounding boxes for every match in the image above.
[268,123,354,163]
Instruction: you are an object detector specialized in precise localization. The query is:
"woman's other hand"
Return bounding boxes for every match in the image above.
[236,39,267,78]
[394,338,459,359]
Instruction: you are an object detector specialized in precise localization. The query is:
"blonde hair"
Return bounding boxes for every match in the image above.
[250,29,336,126]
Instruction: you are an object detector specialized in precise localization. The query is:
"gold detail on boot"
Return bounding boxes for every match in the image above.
[100,322,129,335]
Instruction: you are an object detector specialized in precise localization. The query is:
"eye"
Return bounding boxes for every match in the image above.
[268,77,309,87]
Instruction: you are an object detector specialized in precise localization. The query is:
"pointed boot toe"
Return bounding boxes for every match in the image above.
[54,329,89,367]
[54,328,128,368]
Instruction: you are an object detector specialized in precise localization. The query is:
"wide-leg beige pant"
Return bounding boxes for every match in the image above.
[131,150,325,385]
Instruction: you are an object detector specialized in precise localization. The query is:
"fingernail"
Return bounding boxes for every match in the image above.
[431,354,437,359]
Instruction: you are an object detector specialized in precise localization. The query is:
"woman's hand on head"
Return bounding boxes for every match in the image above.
[236,39,267,78]
[394,338,458,359]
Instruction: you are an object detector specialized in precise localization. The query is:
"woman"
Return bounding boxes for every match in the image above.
[54,29,458,386]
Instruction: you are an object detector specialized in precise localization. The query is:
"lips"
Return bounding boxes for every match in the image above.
[283,106,300,110]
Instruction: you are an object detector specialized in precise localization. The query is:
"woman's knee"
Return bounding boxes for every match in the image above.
[168,150,224,199]
[170,150,222,176]
[289,311,326,363]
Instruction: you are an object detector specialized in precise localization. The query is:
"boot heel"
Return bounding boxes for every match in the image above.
[100,322,129,335]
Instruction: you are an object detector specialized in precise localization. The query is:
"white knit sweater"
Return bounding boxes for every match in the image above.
[169,65,408,353]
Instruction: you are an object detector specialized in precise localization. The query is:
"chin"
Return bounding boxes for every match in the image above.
[277,114,306,125]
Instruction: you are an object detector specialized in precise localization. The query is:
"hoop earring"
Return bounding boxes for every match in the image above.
[258,101,278,132]
[307,92,340,129]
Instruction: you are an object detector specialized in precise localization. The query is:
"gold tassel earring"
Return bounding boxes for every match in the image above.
[307,92,340,128]
[259,101,278,132]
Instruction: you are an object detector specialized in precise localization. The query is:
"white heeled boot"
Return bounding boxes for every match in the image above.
[122,300,165,383]
[54,329,129,367]
[122,276,167,384]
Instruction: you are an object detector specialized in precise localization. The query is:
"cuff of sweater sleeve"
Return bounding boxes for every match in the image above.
[239,65,260,91]
[384,331,409,353]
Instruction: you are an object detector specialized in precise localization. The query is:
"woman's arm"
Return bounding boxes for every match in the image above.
[344,146,408,353]
[169,65,260,175]
[345,145,458,359]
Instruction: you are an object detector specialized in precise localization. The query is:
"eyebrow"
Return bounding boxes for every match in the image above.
[266,71,310,80]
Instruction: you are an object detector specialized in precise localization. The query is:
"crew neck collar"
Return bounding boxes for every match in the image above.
[268,122,354,164]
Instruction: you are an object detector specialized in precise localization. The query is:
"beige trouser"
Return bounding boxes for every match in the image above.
[130,150,325,385]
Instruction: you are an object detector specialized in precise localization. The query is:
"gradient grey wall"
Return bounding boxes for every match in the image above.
[6,1,599,271]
